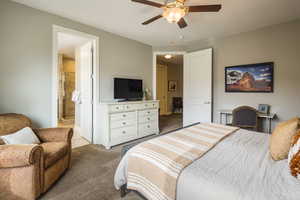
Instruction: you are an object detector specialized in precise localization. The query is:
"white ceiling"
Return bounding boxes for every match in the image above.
[12,0,300,47]
[58,32,90,58]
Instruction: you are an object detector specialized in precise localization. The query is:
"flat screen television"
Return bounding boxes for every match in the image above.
[114,78,143,100]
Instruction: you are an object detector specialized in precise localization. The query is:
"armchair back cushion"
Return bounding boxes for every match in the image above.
[0,113,32,145]
[0,113,32,136]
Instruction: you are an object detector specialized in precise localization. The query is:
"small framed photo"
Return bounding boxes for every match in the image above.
[258,104,270,114]
[168,80,177,92]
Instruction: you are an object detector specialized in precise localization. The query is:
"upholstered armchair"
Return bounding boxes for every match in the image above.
[232,106,259,131]
[0,113,73,200]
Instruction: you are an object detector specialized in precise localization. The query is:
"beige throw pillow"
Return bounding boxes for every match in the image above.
[270,117,300,161]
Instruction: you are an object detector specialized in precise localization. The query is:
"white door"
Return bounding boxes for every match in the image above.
[79,42,93,142]
[183,48,212,126]
[156,64,168,115]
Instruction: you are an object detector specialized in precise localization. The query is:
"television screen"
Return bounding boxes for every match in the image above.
[114,78,143,100]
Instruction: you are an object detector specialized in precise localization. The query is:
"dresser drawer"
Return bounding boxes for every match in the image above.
[110,119,136,129]
[138,122,158,137]
[140,102,157,109]
[110,111,136,121]
[110,126,137,146]
[123,104,138,111]
[151,102,159,109]
[139,109,158,117]
[139,115,158,124]
[109,105,124,113]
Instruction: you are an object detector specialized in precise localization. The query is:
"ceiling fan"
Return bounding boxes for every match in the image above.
[132,0,222,29]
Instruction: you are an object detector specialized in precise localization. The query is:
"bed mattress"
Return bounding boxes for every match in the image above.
[115,129,300,200]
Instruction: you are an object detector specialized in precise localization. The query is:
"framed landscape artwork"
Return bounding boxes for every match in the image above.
[225,62,274,93]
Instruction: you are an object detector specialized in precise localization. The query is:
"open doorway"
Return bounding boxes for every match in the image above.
[53,26,99,148]
[57,36,78,128]
[154,49,213,129]
[156,53,184,133]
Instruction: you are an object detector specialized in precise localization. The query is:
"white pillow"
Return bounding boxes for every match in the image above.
[1,127,41,145]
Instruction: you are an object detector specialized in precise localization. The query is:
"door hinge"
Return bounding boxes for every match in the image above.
[90,74,95,79]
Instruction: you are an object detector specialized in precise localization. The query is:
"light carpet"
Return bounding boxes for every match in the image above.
[40,144,142,200]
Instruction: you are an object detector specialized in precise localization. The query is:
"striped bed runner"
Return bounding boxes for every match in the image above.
[126,123,239,200]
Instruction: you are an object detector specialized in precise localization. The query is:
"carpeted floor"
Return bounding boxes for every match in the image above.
[40,114,182,200]
[159,114,183,133]
[40,144,142,200]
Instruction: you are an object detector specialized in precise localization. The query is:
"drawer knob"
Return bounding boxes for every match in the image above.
[116,107,119,109]
[148,111,150,114]
[123,114,126,117]
[148,118,150,120]
[147,125,150,128]
[127,106,129,108]
[122,122,126,125]
[122,131,126,134]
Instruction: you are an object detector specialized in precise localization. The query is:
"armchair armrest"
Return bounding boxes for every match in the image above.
[0,144,43,168]
[34,128,73,143]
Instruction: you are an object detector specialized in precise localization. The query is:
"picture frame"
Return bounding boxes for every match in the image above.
[258,104,270,114]
[225,62,274,93]
[168,80,177,92]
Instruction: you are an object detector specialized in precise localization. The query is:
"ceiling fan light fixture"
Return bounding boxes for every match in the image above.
[132,0,222,29]
[162,2,187,23]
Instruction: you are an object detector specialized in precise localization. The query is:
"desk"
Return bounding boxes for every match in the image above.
[219,109,276,133]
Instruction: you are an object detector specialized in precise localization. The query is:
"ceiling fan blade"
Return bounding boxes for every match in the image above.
[142,15,163,25]
[131,0,164,8]
[178,18,187,29]
[189,5,222,12]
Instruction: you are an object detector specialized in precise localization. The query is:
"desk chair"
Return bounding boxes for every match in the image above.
[173,97,183,113]
[232,106,259,131]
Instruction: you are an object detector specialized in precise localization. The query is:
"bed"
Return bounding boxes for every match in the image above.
[114,124,300,200]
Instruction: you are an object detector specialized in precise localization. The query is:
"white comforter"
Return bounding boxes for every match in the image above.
[115,129,300,200]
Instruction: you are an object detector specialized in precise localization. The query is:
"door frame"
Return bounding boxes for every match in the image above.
[152,51,186,100]
[52,25,99,143]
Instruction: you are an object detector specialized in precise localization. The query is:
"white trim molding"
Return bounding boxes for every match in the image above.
[52,25,100,143]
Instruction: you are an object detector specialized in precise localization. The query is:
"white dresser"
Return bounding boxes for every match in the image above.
[96,100,159,149]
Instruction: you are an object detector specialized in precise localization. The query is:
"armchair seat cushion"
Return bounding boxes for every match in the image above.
[41,142,68,168]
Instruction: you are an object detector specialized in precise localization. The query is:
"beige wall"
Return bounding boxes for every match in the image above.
[166,64,183,113]
[187,20,300,129]
[0,0,152,127]
[63,58,75,73]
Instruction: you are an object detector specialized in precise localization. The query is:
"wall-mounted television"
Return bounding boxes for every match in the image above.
[225,62,274,93]
[114,78,143,100]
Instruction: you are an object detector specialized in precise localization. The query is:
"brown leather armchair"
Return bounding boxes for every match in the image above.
[0,113,73,200]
